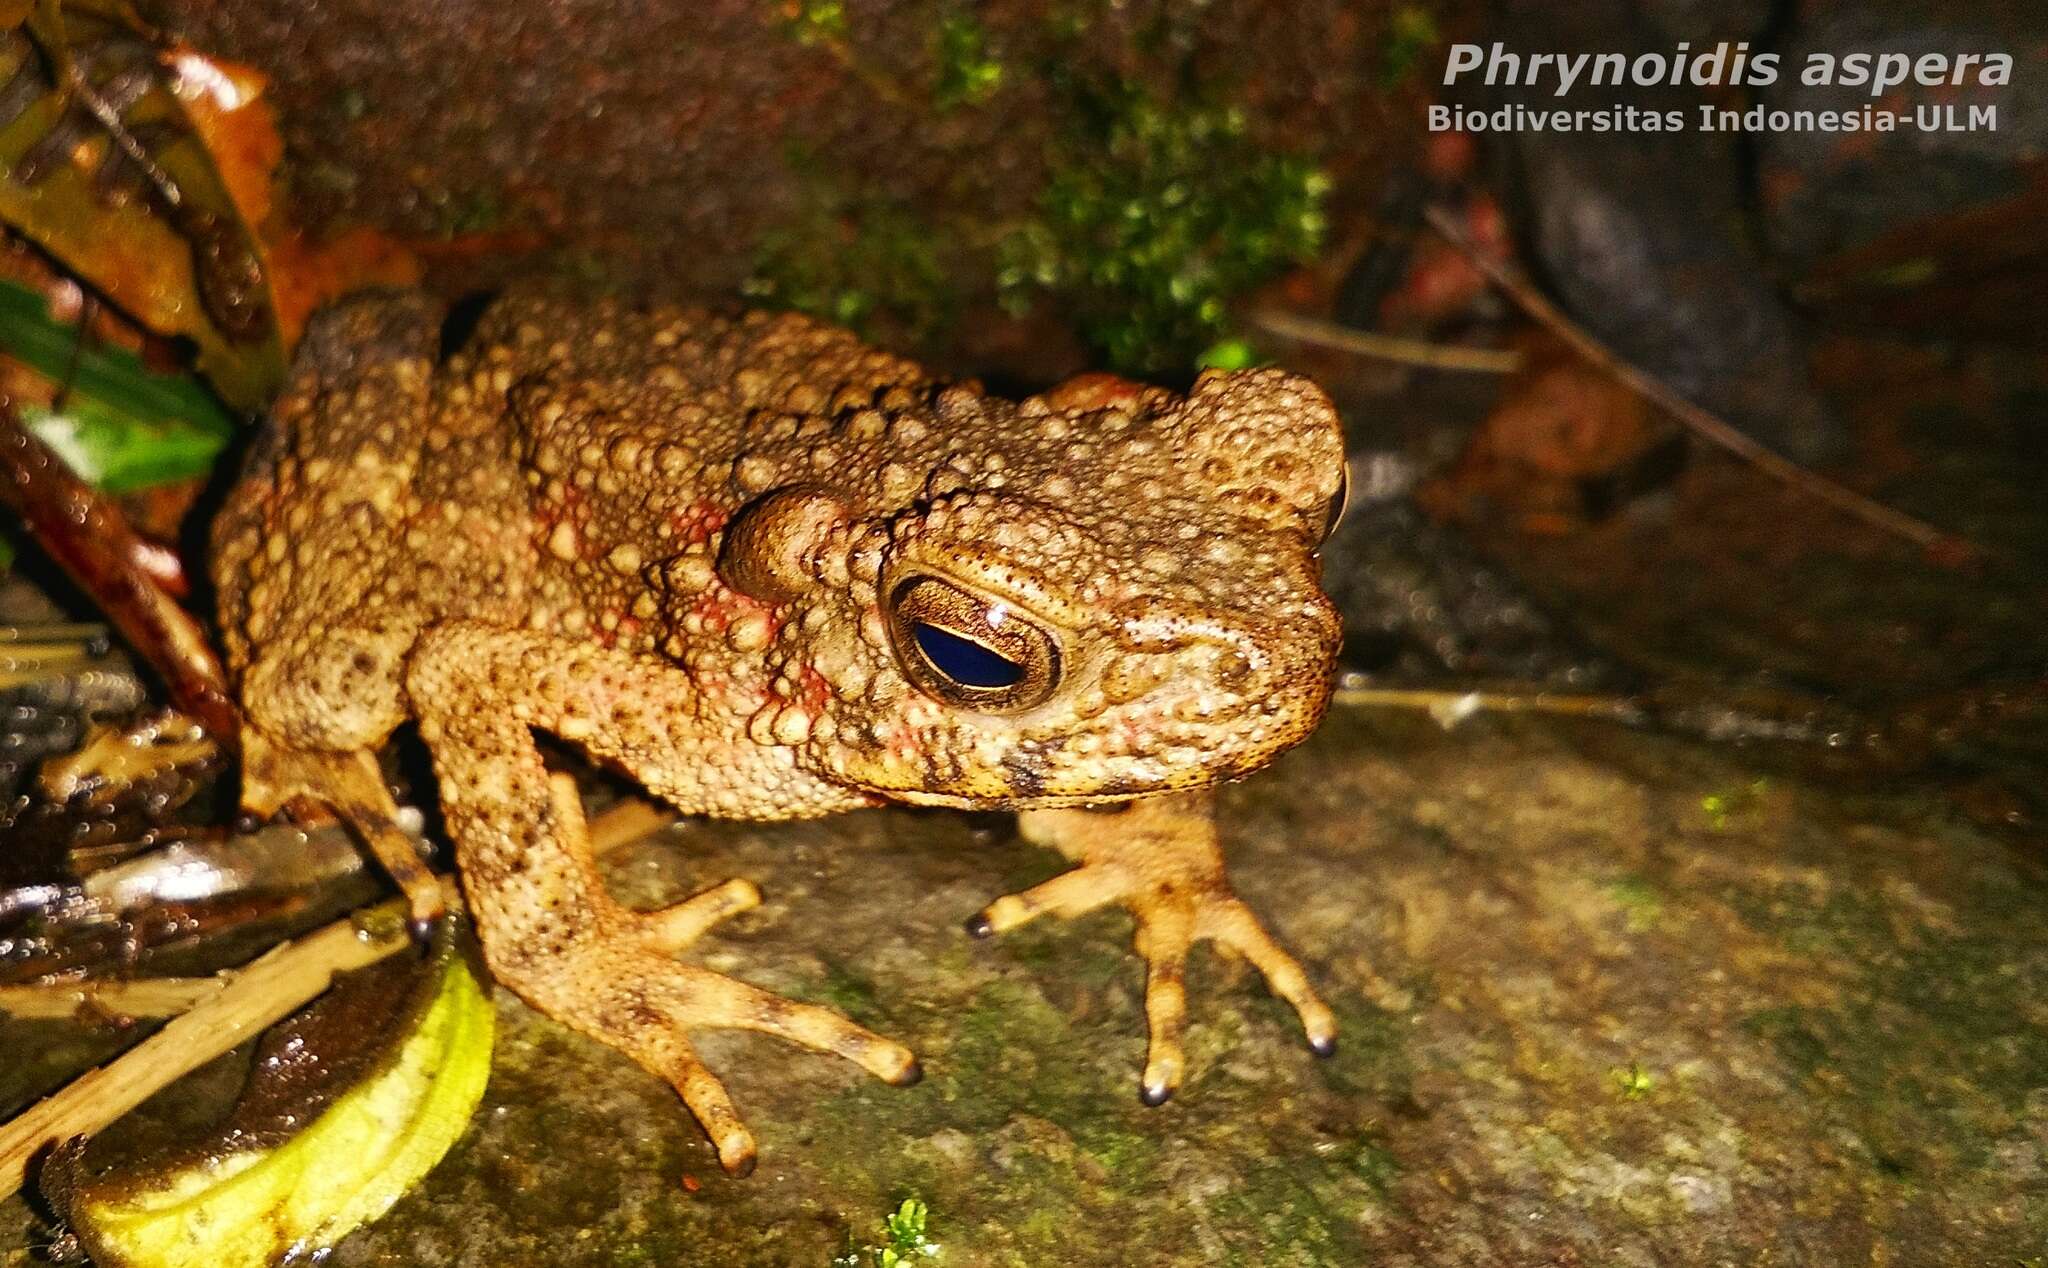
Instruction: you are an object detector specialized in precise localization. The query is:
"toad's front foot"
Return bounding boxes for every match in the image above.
[969,789,1337,1105]
[495,777,919,1177]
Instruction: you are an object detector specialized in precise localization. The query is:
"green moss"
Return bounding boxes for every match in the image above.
[743,190,953,344]
[1741,1006,1830,1082]
[1604,875,1665,933]
[790,962,888,1020]
[1381,4,1441,85]
[782,0,849,47]
[1315,994,1417,1107]
[932,13,1004,111]
[1197,336,1263,370]
[1610,1061,1654,1100]
[1345,1134,1401,1200]
[996,75,1328,373]
[1699,778,1771,831]
[438,187,509,236]
[1728,873,2048,1178]
[753,9,1331,372]
[1205,1153,1368,1266]
[833,1197,938,1268]
[985,909,1131,989]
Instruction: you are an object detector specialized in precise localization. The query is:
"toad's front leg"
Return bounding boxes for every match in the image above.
[405,622,919,1177]
[970,789,1337,1105]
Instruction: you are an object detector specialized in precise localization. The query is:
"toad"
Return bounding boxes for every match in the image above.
[211,292,1347,1176]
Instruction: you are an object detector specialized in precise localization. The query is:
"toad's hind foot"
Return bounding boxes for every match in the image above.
[505,776,919,1177]
[237,727,446,927]
[972,790,1336,1106]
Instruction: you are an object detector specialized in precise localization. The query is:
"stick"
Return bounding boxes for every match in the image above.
[1250,308,1523,374]
[0,978,225,1021]
[0,623,108,643]
[0,397,241,743]
[0,660,98,689]
[1333,684,1649,727]
[1421,205,1976,562]
[0,897,415,1201]
[0,641,100,668]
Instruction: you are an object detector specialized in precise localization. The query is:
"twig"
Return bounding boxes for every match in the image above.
[36,712,216,803]
[588,795,679,856]
[1334,684,1649,728]
[0,663,97,688]
[0,977,224,1021]
[1250,308,1523,374]
[0,395,240,744]
[0,640,101,669]
[0,623,108,642]
[1421,205,1977,562]
[0,894,419,1201]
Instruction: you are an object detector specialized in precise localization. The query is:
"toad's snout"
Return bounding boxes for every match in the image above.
[1109,592,1341,740]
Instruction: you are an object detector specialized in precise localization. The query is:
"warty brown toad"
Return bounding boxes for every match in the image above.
[211,292,1347,1176]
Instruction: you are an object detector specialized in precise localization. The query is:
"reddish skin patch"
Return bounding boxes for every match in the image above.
[686,587,733,633]
[686,585,779,637]
[670,502,729,547]
[870,713,927,766]
[531,486,596,560]
[592,609,641,649]
[795,665,830,713]
[1037,372,1148,413]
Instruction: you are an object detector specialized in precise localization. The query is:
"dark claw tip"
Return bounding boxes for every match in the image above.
[963,913,994,939]
[1309,1034,1338,1059]
[406,914,442,946]
[722,1151,758,1180]
[1140,1081,1173,1107]
[892,1059,925,1088]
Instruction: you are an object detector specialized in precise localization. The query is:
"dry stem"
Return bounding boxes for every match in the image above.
[1421,205,1976,562]
[1251,308,1523,374]
[0,978,225,1021]
[1334,684,1649,727]
[0,896,423,1201]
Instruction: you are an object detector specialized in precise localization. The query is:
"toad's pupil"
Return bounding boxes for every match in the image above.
[913,623,1023,689]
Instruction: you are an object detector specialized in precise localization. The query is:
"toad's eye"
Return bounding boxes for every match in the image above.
[888,576,1059,713]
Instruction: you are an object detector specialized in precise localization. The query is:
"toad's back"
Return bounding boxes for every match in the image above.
[212,291,935,754]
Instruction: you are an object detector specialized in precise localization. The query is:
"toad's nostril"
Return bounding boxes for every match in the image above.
[1214,647,1255,687]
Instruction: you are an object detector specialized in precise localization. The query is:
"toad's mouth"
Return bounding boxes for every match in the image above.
[865,694,1327,808]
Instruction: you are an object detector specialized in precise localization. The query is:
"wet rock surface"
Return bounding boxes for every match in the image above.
[1759,0,2047,268]
[7,700,2044,1266]
[1481,0,1848,465]
[7,328,2048,1268]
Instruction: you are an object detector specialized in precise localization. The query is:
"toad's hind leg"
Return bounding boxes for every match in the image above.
[405,621,919,1177]
[237,726,446,926]
[969,789,1337,1106]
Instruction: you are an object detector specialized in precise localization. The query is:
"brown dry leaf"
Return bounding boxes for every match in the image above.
[264,226,420,349]
[0,6,416,409]
[171,46,418,347]
[1422,332,1666,531]
[0,4,281,408]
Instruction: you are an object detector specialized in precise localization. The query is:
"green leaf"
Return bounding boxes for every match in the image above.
[0,280,233,492]
[1197,336,1262,371]
[53,930,495,1268]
